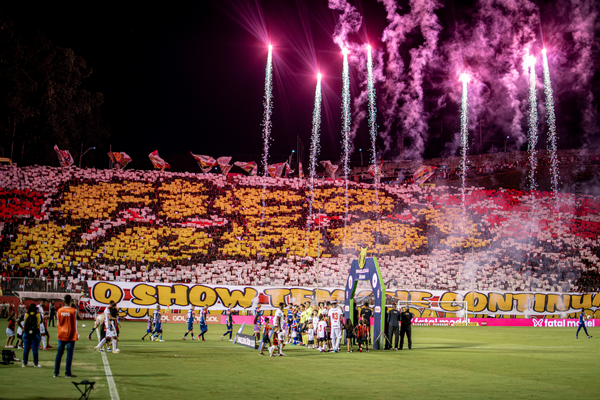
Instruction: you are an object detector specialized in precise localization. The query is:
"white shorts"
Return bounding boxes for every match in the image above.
[6,328,14,337]
[39,323,46,335]
[106,322,117,338]
[330,328,342,340]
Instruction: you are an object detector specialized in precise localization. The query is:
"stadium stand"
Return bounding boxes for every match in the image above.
[0,165,599,294]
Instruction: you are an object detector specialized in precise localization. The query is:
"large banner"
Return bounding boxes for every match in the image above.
[87,281,600,317]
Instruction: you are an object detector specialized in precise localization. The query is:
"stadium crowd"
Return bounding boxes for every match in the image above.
[0,164,599,293]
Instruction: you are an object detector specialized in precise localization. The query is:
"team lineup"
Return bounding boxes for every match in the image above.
[81,300,421,358]
[79,300,592,362]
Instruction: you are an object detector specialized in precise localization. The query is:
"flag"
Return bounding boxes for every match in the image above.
[284,162,294,178]
[367,160,386,183]
[267,162,287,178]
[148,150,170,170]
[217,156,232,176]
[234,161,258,176]
[413,165,437,185]
[107,152,132,169]
[320,160,339,179]
[190,153,217,173]
[53,145,74,167]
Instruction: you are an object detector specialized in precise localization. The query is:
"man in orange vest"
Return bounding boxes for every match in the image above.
[53,295,78,378]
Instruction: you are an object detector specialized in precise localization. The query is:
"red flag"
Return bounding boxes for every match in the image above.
[217,156,232,176]
[190,153,217,173]
[233,161,258,176]
[413,165,437,185]
[108,152,132,169]
[320,160,339,179]
[267,162,286,178]
[148,150,170,170]
[53,145,74,167]
[284,162,294,178]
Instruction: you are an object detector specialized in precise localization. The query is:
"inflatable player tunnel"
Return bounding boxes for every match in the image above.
[344,248,386,350]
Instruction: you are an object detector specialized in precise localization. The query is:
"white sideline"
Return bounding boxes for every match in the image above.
[95,330,120,400]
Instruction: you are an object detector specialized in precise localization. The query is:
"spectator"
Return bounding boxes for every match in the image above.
[22,303,41,368]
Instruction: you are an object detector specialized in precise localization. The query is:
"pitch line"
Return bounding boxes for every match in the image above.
[95,330,120,400]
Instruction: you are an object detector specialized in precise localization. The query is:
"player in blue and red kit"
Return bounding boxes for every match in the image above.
[182,306,196,340]
[197,305,208,341]
[221,305,234,341]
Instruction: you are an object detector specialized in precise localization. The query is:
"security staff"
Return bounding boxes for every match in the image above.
[400,307,414,350]
[387,303,401,350]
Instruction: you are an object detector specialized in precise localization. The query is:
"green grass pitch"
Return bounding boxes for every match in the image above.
[0,319,598,399]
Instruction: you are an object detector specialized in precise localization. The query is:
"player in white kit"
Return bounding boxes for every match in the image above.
[37,301,49,350]
[328,302,343,353]
[317,315,328,352]
[94,301,120,354]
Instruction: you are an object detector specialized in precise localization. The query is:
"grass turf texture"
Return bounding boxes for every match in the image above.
[0,320,598,399]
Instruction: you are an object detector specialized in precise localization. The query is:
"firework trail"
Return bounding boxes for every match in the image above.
[342,49,351,245]
[525,54,538,193]
[366,45,381,250]
[459,73,469,210]
[367,45,378,167]
[305,74,323,255]
[261,44,274,177]
[260,44,274,234]
[329,0,361,251]
[541,49,559,200]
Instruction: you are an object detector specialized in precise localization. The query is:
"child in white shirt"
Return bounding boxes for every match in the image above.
[307,323,315,349]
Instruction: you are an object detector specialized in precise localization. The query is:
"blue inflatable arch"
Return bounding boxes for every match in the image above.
[344,254,386,350]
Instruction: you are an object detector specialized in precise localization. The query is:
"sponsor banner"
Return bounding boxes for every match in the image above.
[234,333,257,349]
[412,317,597,327]
[160,313,221,324]
[87,281,344,310]
[87,281,600,317]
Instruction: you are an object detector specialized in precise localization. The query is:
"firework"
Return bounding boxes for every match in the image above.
[260,44,274,234]
[262,44,274,177]
[525,55,538,193]
[459,73,470,210]
[306,73,323,240]
[341,49,351,244]
[542,49,559,199]
[366,44,378,166]
[367,44,381,249]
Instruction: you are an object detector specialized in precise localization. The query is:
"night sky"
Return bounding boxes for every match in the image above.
[2,0,599,171]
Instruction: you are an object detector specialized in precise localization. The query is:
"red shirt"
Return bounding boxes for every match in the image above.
[357,325,369,339]
[57,306,78,342]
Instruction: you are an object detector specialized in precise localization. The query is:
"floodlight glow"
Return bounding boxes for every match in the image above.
[459,73,470,83]
[268,44,273,51]
[367,44,372,51]
[342,48,348,56]
[317,72,322,80]
[542,48,547,55]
